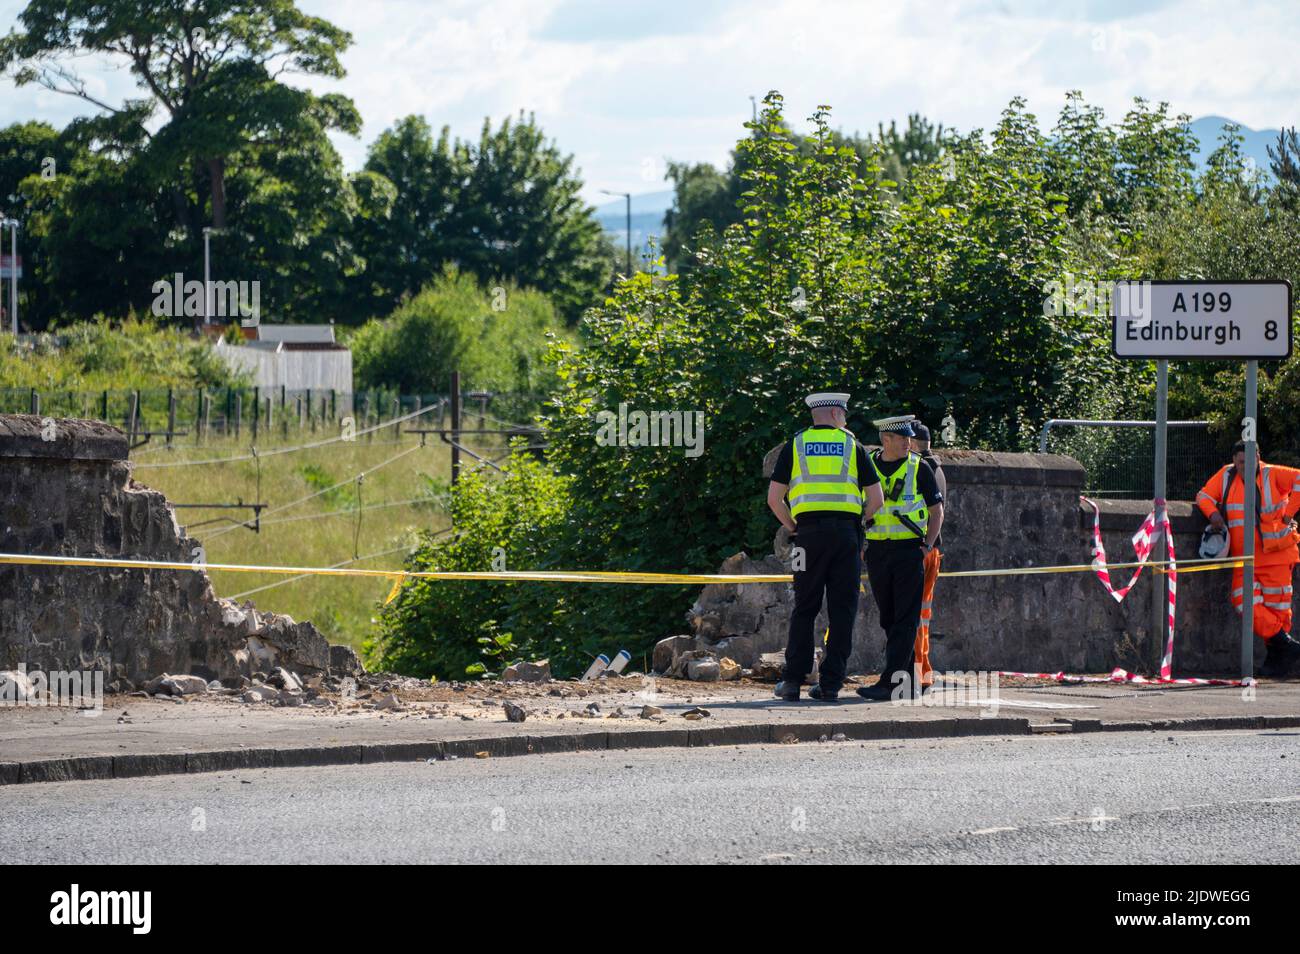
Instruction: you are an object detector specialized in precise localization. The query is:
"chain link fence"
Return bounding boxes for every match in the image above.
[1039,419,1227,500]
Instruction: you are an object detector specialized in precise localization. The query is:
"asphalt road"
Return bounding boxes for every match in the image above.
[2,730,1297,864]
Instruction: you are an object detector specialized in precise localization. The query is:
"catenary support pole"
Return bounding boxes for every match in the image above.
[450,370,461,486]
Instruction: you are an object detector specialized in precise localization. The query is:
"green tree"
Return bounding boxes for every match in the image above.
[868,113,946,187]
[449,112,610,322]
[1047,91,1121,218]
[1201,123,1265,203]
[662,111,944,273]
[0,0,355,231]
[1268,127,1300,212]
[0,120,86,328]
[353,112,611,324]
[1113,98,1198,214]
[1,0,364,326]
[662,159,742,273]
[21,141,170,325]
[352,117,466,318]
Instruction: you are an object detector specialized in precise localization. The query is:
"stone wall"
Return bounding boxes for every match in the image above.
[685,449,1260,678]
[0,415,355,687]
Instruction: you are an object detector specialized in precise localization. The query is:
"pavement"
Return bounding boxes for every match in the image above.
[3,671,1299,785]
[3,729,1296,863]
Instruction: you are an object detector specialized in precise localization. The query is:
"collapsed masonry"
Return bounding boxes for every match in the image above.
[656,447,1253,679]
[0,414,362,688]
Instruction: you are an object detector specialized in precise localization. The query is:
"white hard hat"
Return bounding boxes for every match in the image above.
[1199,526,1228,559]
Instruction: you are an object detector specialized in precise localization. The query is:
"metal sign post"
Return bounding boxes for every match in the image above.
[1112,280,1292,681]
[1242,360,1258,678]
[1152,358,1168,669]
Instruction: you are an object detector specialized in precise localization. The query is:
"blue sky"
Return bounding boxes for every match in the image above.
[2,0,1296,204]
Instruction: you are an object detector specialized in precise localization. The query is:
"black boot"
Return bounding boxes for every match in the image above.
[774,680,801,701]
[1260,633,1300,678]
[856,681,894,701]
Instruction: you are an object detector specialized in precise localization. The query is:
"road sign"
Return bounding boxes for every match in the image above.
[1111,278,1293,679]
[1111,280,1292,360]
[0,254,20,279]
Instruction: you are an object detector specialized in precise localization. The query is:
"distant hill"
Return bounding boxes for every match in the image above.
[1188,116,1283,178]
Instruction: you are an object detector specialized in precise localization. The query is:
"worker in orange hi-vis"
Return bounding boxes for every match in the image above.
[910,422,946,693]
[1197,440,1300,678]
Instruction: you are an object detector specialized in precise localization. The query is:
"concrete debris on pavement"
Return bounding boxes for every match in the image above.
[501,660,552,683]
[652,633,784,683]
[681,652,721,681]
[0,669,36,702]
[145,674,210,696]
[751,652,785,682]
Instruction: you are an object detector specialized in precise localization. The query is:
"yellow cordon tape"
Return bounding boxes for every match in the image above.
[0,551,1251,601]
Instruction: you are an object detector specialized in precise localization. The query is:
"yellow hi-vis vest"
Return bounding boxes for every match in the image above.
[865,451,929,541]
[788,428,864,519]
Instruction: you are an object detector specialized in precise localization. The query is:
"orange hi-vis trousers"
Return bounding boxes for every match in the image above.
[914,547,941,687]
[1232,562,1296,639]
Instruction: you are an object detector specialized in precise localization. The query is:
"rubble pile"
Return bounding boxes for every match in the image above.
[36,658,789,725]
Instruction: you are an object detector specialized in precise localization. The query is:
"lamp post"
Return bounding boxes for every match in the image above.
[600,189,632,277]
[0,216,17,335]
[202,226,213,331]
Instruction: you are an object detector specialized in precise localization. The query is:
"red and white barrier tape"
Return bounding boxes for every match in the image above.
[1084,497,1158,600]
[1082,495,1178,679]
[1157,501,1177,680]
[997,667,1253,688]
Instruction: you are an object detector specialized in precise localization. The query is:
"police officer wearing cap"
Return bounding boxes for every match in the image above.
[858,414,945,701]
[767,392,884,701]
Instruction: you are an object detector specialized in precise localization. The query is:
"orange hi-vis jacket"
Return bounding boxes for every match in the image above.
[1196,461,1300,567]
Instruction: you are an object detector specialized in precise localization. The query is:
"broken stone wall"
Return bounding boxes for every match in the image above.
[0,415,352,688]
[683,450,1255,678]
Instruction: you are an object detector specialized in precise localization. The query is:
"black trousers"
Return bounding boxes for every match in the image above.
[864,542,925,697]
[784,518,861,690]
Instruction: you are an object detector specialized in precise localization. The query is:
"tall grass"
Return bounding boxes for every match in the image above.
[130,419,510,651]
[0,318,244,391]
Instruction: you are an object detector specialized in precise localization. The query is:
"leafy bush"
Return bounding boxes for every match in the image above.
[348,267,567,396]
[0,316,247,391]
[365,445,573,678]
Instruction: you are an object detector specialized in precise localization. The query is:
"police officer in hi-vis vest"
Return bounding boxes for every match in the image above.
[767,393,884,702]
[858,414,945,701]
